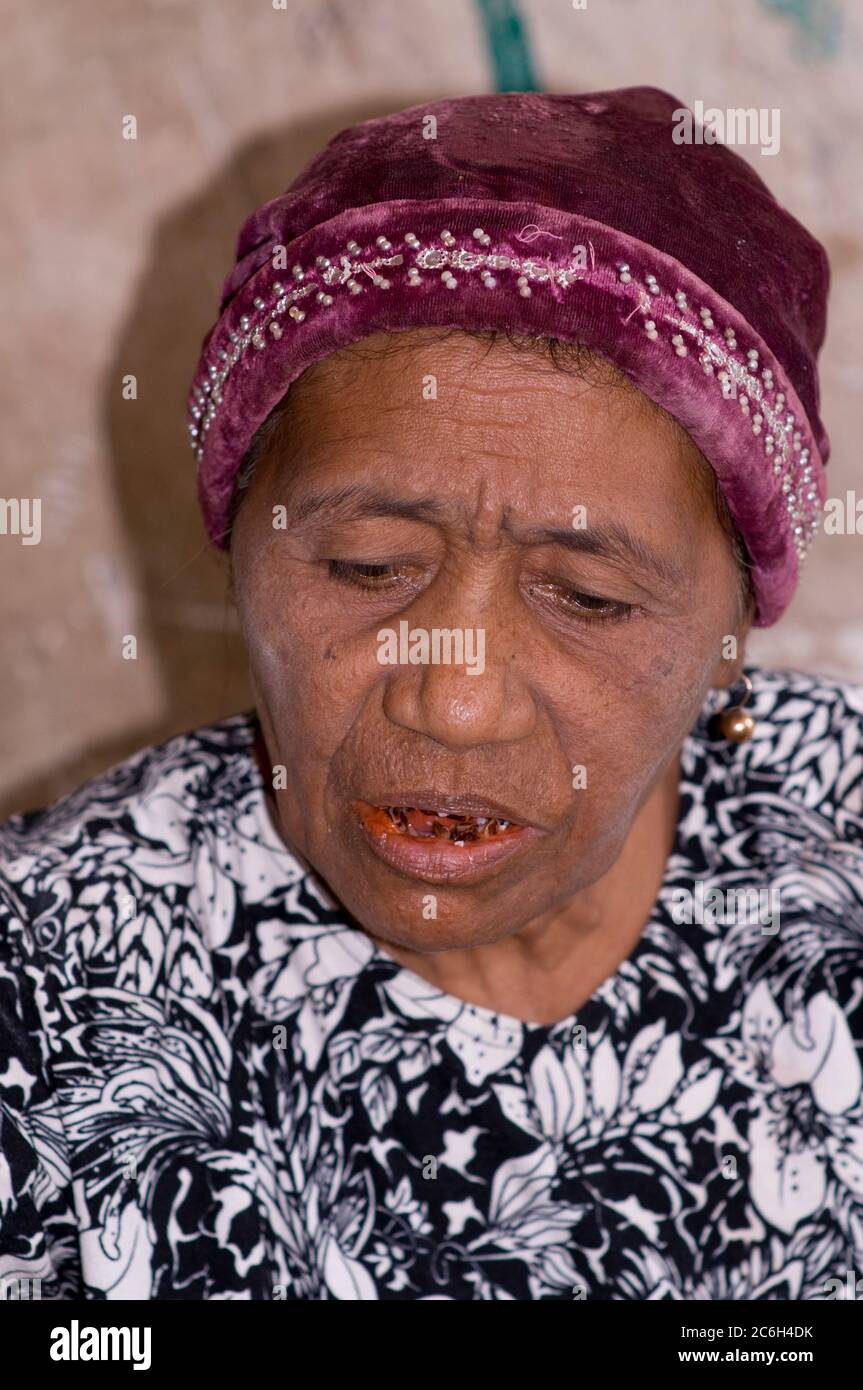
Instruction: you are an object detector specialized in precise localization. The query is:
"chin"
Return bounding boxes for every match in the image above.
[355,896,525,955]
[320,847,559,955]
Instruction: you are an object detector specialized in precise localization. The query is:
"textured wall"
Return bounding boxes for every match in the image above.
[1,0,860,817]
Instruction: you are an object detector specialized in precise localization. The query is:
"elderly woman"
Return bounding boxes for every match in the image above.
[1,88,861,1303]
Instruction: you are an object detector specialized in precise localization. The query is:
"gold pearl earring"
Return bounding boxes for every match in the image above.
[716,672,755,743]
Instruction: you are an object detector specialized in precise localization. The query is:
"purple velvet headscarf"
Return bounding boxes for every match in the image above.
[188,87,830,625]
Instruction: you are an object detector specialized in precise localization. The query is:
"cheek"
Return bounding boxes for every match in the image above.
[237,565,374,764]
[545,634,714,804]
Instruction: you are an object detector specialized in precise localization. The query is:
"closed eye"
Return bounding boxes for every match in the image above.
[328,561,637,622]
[528,582,636,623]
[328,559,403,589]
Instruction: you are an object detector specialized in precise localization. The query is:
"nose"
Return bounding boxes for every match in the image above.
[381,614,537,751]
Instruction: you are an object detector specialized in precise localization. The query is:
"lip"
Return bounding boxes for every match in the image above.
[352,798,543,884]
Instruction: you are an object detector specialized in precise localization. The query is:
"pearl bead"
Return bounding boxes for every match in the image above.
[719,709,755,742]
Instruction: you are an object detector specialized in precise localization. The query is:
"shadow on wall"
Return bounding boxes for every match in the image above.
[6,98,406,818]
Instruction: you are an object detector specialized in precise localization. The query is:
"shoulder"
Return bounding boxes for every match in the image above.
[750,665,863,737]
[736,666,863,819]
[1,712,261,859]
[0,714,266,997]
[705,668,863,996]
[681,667,863,975]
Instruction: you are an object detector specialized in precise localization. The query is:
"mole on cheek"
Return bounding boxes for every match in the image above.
[653,657,677,681]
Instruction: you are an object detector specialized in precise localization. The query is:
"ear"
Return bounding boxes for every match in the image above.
[708,607,754,690]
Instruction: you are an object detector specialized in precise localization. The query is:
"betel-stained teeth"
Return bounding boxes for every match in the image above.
[382,804,515,841]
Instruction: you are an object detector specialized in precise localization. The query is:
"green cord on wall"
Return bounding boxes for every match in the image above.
[473,0,539,92]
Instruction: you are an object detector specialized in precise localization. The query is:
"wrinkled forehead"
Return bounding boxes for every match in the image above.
[261,328,714,504]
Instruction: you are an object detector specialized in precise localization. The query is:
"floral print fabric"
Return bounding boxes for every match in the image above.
[1,667,863,1301]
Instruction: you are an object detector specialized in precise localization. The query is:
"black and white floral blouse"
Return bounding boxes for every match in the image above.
[2,668,862,1301]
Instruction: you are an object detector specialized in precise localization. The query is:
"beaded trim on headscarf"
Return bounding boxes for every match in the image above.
[188,228,821,561]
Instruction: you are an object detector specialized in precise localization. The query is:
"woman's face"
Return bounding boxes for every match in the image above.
[231,330,750,951]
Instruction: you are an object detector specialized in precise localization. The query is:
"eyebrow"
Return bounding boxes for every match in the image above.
[287,484,685,588]
[289,484,448,527]
[502,518,687,588]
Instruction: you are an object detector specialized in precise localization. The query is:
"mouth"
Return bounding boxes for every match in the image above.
[352,795,542,883]
[368,804,522,843]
